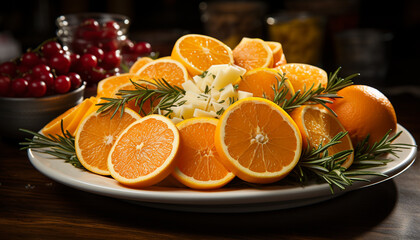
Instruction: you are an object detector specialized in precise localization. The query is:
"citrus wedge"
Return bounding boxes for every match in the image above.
[97,73,142,98]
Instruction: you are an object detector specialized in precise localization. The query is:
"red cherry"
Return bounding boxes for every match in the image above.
[11,78,29,97]
[16,65,30,75]
[121,39,134,54]
[54,75,71,94]
[101,40,119,52]
[0,75,11,96]
[86,46,104,61]
[104,21,120,31]
[23,73,34,83]
[49,53,71,75]
[101,50,121,70]
[133,42,152,55]
[28,80,47,97]
[79,53,98,71]
[67,72,82,89]
[21,52,40,68]
[80,19,100,31]
[32,64,51,78]
[42,41,62,58]
[0,61,17,77]
[89,67,106,83]
[38,72,55,89]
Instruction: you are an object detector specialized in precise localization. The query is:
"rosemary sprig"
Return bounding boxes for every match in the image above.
[97,78,185,118]
[290,129,415,193]
[19,122,84,169]
[271,67,358,115]
[350,130,414,169]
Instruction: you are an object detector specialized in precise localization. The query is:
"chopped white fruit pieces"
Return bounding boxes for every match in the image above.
[170,64,252,121]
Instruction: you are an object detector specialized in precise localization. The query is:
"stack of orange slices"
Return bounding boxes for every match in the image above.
[39,33,398,190]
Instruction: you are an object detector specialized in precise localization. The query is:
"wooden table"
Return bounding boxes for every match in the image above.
[1,93,419,240]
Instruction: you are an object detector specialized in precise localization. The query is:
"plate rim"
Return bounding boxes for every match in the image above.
[27,124,417,207]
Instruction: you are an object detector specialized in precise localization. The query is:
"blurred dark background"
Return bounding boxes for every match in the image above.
[1,0,419,92]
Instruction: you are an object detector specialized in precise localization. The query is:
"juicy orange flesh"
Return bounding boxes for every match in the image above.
[224,102,298,173]
[303,107,353,158]
[238,70,293,101]
[280,64,327,93]
[233,41,271,70]
[178,37,232,71]
[110,118,175,179]
[78,112,138,171]
[177,122,230,181]
[137,62,187,87]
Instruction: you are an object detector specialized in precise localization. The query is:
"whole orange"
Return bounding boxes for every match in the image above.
[327,85,397,146]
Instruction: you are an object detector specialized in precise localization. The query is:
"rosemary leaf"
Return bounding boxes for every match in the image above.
[19,123,84,169]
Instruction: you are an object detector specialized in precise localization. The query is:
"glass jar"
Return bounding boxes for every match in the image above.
[267,11,325,66]
[56,13,130,54]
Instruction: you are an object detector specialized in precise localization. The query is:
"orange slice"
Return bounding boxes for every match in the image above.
[108,115,180,188]
[278,63,327,93]
[266,41,283,65]
[172,117,235,189]
[214,97,302,184]
[97,73,142,98]
[75,108,141,175]
[290,105,354,168]
[232,37,274,71]
[135,58,189,87]
[65,97,96,135]
[171,34,234,76]
[41,105,79,137]
[237,67,295,101]
[129,57,153,74]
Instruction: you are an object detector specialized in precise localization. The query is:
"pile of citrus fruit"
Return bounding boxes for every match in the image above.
[41,34,398,190]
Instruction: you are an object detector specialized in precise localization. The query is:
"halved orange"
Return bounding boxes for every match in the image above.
[290,105,354,168]
[237,67,295,101]
[135,58,189,87]
[129,57,153,74]
[232,37,274,71]
[97,73,142,98]
[171,34,234,76]
[75,108,141,175]
[172,117,235,189]
[214,97,302,184]
[278,63,327,93]
[266,41,283,65]
[108,115,180,188]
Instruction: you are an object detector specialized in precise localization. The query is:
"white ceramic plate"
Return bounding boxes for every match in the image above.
[28,124,417,213]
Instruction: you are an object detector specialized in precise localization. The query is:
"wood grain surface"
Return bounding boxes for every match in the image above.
[1,94,419,240]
